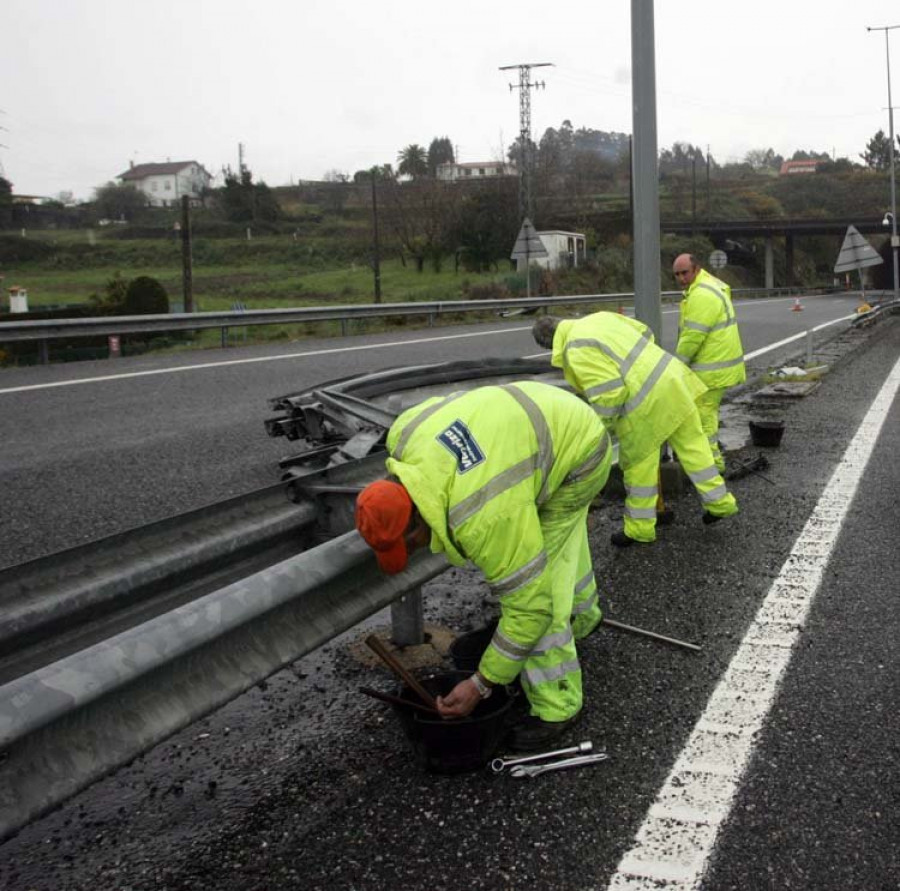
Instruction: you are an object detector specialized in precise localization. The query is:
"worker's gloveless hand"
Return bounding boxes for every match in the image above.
[436,679,481,720]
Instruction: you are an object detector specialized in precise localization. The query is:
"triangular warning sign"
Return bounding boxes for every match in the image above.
[834,225,884,273]
[510,218,549,260]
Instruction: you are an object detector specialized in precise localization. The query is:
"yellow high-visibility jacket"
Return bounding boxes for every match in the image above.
[551,312,707,468]
[385,381,609,686]
[676,269,746,389]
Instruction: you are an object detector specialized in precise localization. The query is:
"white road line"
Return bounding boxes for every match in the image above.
[0,299,852,396]
[605,354,900,891]
[0,327,525,395]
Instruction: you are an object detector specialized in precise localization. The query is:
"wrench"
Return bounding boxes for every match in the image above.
[509,752,608,779]
[490,741,593,774]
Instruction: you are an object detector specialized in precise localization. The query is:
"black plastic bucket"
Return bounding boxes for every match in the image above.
[449,622,498,673]
[393,670,513,773]
[749,419,785,447]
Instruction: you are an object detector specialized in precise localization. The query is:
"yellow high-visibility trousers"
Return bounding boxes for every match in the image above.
[695,387,727,471]
[622,407,737,542]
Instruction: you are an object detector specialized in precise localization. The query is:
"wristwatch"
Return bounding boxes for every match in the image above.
[470,672,493,699]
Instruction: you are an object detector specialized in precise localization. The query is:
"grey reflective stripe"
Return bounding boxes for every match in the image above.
[675,352,692,364]
[390,390,468,459]
[699,482,728,503]
[691,355,745,372]
[499,384,555,505]
[575,570,595,595]
[684,320,712,333]
[532,627,574,655]
[565,337,621,365]
[490,628,532,662]
[566,435,610,483]
[584,377,625,399]
[625,505,657,519]
[687,465,721,485]
[626,485,657,498]
[708,434,719,444]
[490,551,547,597]
[619,332,652,377]
[572,591,598,617]
[449,455,537,528]
[709,318,737,332]
[592,403,620,418]
[523,658,581,686]
[621,353,673,417]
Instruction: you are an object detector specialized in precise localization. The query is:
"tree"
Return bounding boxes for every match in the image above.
[217,167,282,223]
[397,144,428,179]
[0,176,12,228]
[353,164,393,184]
[92,181,147,221]
[743,148,783,172]
[860,129,897,171]
[427,137,455,176]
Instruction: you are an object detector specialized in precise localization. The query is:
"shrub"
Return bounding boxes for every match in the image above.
[0,235,55,263]
[124,275,169,314]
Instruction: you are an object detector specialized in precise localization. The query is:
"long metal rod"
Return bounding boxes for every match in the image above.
[601,617,701,652]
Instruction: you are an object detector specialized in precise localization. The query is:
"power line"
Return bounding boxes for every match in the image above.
[499,61,553,221]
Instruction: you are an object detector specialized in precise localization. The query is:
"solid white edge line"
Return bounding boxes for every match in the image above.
[604,353,900,891]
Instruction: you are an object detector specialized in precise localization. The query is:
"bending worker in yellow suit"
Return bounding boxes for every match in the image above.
[355,382,612,752]
[672,253,747,472]
[532,311,737,548]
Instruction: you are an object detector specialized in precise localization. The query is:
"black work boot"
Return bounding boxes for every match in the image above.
[702,511,724,526]
[610,531,651,548]
[507,712,582,753]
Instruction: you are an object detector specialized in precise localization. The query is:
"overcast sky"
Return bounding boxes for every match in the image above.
[3,0,899,201]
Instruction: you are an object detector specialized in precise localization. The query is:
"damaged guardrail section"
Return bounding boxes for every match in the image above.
[0,534,449,841]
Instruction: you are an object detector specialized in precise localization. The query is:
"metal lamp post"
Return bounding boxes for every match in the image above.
[868,24,900,303]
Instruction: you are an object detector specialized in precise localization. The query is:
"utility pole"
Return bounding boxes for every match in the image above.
[706,145,711,222]
[238,142,246,175]
[371,170,382,303]
[180,195,193,313]
[867,24,900,304]
[631,0,662,342]
[499,61,553,222]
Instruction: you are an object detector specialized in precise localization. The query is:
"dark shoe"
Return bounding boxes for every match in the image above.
[702,511,723,525]
[507,712,582,753]
[656,508,676,526]
[611,531,651,548]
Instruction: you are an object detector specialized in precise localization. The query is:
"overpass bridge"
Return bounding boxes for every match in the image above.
[661,216,894,288]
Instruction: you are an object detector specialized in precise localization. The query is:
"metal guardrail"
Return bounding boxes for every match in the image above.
[0,287,830,346]
[0,531,449,841]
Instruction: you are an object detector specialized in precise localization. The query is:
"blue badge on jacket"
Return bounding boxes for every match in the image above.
[437,420,485,473]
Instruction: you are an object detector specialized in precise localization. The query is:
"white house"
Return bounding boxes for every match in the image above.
[436,161,516,182]
[515,230,586,272]
[117,160,212,207]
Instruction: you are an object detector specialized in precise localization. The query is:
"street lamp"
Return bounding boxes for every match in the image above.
[867,24,900,304]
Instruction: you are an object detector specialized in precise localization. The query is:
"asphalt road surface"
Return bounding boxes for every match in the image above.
[1,293,898,891]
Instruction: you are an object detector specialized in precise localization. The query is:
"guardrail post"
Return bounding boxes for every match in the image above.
[341,319,348,337]
[38,339,49,366]
[221,327,228,348]
[390,588,424,646]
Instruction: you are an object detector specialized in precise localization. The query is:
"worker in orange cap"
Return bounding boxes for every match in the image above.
[355,381,612,752]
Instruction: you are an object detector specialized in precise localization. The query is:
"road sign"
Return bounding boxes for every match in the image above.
[834,224,884,273]
[709,249,727,269]
[510,218,548,261]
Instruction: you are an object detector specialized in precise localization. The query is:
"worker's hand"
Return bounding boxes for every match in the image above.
[435,679,481,720]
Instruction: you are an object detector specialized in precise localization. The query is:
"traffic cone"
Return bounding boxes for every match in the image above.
[791,297,803,312]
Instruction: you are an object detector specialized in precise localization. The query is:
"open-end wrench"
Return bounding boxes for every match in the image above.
[490,741,592,774]
[509,752,608,778]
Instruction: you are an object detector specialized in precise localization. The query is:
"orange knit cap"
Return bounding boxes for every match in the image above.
[355,480,413,574]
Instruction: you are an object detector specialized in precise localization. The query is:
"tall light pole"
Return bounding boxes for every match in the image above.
[868,24,900,303]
